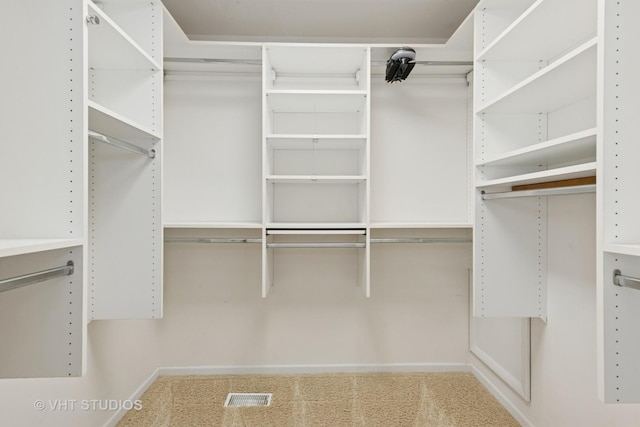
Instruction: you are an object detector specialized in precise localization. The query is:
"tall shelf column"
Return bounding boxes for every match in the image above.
[597,0,640,403]
[473,0,597,318]
[261,44,371,297]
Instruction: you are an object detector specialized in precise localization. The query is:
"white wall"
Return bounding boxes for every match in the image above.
[0,320,160,427]
[160,237,472,368]
[472,193,640,426]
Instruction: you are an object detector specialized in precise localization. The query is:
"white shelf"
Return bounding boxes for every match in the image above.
[476,162,596,190]
[163,222,263,229]
[477,128,597,167]
[266,175,366,184]
[88,100,161,142]
[477,0,597,61]
[477,38,597,114]
[267,229,365,235]
[0,239,83,258]
[369,222,473,229]
[87,1,161,71]
[265,91,367,112]
[604,245,640,258]
[267,222,367,229]
[266,134,366,150]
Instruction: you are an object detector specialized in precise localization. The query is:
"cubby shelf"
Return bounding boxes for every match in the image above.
[477,0,597,61]
[0,239,84,259]
[476,128,597,167]
[477,38,596,114]
[87,1,161,71]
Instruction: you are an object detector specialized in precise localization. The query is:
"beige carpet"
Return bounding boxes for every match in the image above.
[117,372,520,426]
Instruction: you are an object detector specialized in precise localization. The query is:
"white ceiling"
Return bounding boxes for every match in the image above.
[162,0,480,44]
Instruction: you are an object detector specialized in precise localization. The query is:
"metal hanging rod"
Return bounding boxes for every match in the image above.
[164,57,472,67]
[0,261,74,293]
[165,237,261,244]
[481,185,596,201]
[267,242,365,249]
[88,131,156,159]
[613,269,640,291]
[370,237,471,244]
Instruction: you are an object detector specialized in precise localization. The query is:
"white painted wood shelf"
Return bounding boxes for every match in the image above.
[164,222,263,229]
[476,128,597,167]
[604,245,640,258]
[266,175,366,183]
[369,223,473,229]
[476,162,596,191]
[87,1,161,71]
[266,222,368,230]
[477,0,597,61]
[89,100,161,142]
[477,38,597,114]
[0,239,84,259]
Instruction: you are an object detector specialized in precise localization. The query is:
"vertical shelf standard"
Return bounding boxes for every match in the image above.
[597,0,640,403]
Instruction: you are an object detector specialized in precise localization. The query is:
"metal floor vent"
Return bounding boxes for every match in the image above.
[224,393,272,407]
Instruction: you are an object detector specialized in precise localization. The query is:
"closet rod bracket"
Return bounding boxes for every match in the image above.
[613,269,640,291]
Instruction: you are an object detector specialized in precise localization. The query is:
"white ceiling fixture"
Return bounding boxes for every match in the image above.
[162,0,480,44]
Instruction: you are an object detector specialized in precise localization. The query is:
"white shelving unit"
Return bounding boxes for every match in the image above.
[473,0,597,318]
[163,38,472,299]
[87,0,163,320]
[0,0,163,377]
[262,44,371,297]
[597,0,640,403]
[0,1,86,378]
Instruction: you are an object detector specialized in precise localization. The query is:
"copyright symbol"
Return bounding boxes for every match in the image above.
[34,400,45,411]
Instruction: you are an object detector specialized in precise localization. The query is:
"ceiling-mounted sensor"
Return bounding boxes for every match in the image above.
[385,47,416,83]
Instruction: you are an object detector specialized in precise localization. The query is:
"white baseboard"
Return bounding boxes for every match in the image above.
[470,364,535,427]
[158,362,470,377]
[102,367,161,427]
